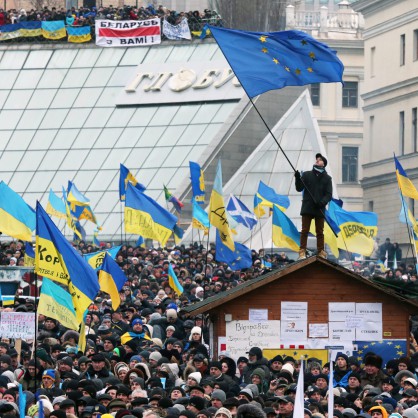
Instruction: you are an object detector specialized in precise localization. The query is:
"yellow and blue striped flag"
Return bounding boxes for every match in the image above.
[67,181,89,210]
[119,163,146,201]
[327,200,378,257]
[0,181,35,241]
[173,224,184,245]
[67,25,91,43]
[38,278,79,330]
[394,156,418,200]
[46,189,66,219]
[192,198,209,233]
[272,204,300,252]
[35,202,99,323]
[136,236,145,248]
[125,184,177,246]
[84,245,121,271]
[99,253,128,310]
[63,187,82,240]
[255,181,290,217]
[41,21,66,39]
[24,242,35,267]
[168,263,183,295]
[209,160,235,251]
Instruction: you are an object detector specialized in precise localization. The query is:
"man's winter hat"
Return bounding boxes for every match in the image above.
[188,396,206,411]
[239,388,253,401]
[364,353,383,369]
[42,369,56,380]
[215,408,232,418]
[336,353,349,363]
[276,396,295,404]
[132,318,143,326]
[212,389,227,402]
[247,347,262,359]
[209,361,222,371]
[315,373,329,383]
[315,153,328,167]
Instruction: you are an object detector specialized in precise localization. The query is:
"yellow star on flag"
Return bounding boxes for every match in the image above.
[307,67,314,73]
[395,345,401,349]
[309,51,316,59]
[273,58,279,64]
[295,68,301,75]
[261,47,268,54]
[285,66,290,72]
[397,351,404,356]
[259,35,267,43]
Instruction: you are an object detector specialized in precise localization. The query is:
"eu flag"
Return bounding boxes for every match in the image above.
[215,231,252,271]
[207,25,344,98]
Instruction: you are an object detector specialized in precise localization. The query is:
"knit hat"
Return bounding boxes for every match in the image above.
[188,372,202,384]
[189,326,202,341]
[115,362,129,376]
[149,351,162,362]
[281,363,295,376]
[336,352,349,363]
[250,368,265,380]
[215,408,232,418]
[166,309,177,319]
[188,396,206,411]
[132,318,143,326]
[42,369,55,380]
[212,389,226,403]
[239,388,253,401]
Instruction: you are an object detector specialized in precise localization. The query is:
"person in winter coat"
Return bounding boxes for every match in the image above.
[295,153,332,259]
[333,353,352,387]
[242,347,271,384]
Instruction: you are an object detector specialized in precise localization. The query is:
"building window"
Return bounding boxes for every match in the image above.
[368,201,374,212]
[413,107,417,152]
[414,30,418,61]
[310,84,320,106]
[342,82,358,108]
[400,34,406,66]
[400,111,405,155]
[342,146,358,183]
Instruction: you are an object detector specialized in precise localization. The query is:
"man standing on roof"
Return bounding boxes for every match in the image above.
[295,153,332,260]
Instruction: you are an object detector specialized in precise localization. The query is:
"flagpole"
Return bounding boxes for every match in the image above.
[119,202,123,245]
[204,227,211,281]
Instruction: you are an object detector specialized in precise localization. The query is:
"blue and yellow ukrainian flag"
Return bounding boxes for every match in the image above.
[309,214,339,258]
[0,23,21,41]
[84,245,121,271]
[272,205,300,252]
[121,330,151,345]
[255,181,290,217]
[119,163,146,201]
[93,228,101,247]
[173,224,184,245]
[99,253,127,310]
[168,263,183,295]
[136,236,145,248]
[0,181,35,241]
[192,198,209,233]
[215,230,252,270]
[62,187,82,240]
[209,160,235,251]
[46,189,66,219]
[72,204,99,226]
[327,200,378,256]
[67,181,89,210]
[205,25,344,98]
[125,184,177,246]
[189,161,205,205]
[66,25,91,43]
[35,202,99,323]
[41,21,66,40]
[38,278,79,330]
[20,21,42,37]
[24,242,35,267]
[394,156,418,200]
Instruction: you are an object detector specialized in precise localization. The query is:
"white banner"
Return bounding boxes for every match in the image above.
[329,322,356,342]
[95,18,161,47]
[0,312,35,338]
[163,18,191,40]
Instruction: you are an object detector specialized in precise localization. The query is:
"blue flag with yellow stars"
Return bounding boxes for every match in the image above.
[215,230,252,271]
[205,25,344,98]
[353,340,407,367]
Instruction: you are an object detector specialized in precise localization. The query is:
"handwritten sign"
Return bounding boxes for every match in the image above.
[0,312,35,338]
[225,320,280,360]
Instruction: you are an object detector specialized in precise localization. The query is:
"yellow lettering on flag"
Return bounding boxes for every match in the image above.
[35,237,69,285]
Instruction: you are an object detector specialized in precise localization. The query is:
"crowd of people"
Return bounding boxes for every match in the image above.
[0,4,223,36]
[0,238,417,417]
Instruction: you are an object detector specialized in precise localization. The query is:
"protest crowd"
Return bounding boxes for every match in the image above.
[0,4,223,40]
[0,236,418,418]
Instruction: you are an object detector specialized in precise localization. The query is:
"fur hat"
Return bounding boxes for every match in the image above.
[236,403,267,418]
[364,353,383,369]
